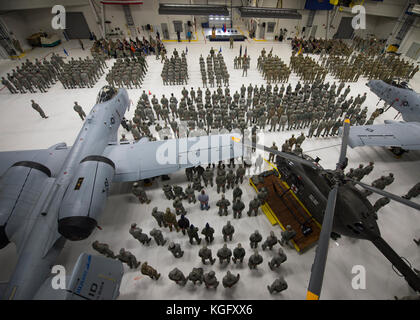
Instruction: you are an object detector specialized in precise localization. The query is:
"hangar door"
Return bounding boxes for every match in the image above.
[65,12,91,39]
[334,17,354,39]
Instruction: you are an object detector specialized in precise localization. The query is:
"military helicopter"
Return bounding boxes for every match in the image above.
[237,119,420,299]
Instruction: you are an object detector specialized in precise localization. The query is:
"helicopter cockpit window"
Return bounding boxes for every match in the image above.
[96,86,118,104]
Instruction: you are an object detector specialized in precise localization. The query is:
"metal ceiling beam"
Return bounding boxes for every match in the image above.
[238,6,302,19]
[158,3,229,16]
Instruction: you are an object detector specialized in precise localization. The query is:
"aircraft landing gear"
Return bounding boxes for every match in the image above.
[390,147,406,156]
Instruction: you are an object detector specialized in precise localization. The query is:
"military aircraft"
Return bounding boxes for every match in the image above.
[238,119,420,299]
[0,86,243,299]
[347,79,420,155]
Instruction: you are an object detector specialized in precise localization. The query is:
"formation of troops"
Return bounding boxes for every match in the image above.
[257,48,291,83]
[57,56,106,89]
[1,54,64,94]
[200,48,230,87]
[92,162,298,294]
[106,55,148,89]
[290,53,328,83]
[161,48,188,85]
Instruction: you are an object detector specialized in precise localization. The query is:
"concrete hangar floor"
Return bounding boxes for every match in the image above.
[0,35,419,300]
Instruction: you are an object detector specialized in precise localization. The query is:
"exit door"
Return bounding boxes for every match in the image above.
[161,23,169,39]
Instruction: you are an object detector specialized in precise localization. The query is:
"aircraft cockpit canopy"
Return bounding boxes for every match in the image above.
[97,86,118,104]
[388,79,413,91]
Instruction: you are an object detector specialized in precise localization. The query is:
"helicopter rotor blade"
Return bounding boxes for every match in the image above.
[238,139,320,170]
[337,119,350,170]
[307,185,339,300]
[351,180,420,212]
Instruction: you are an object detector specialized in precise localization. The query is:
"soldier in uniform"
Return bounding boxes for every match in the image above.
[92,240,116,259]
[132,182,151,204]
[163,208,180,232]
[168,242,184,258]
[177,214,190,235]
[140,262,161,280]
[222,271,240,288]
[217,243,232,264]
[162,184,175,200]
[199,244,216,265]
[150,228,167,246]
[30,100,48,119]
[116,248,140,269]
[173,185,186,199]
[307,119,318,138]
[73,101,86,121]
[202,166,214,187]
[129,223,152,245]
[226,170,236,190]
[204,271,219,289]
[403,182,420,200]
[232,198,245,219]
[250,230,262,249]
[232,243,246,264]
[269,142,278,162]
[187,224,202,245]
[222,220,235,241]
[185,184,196,203]
[248,249,263,269]
[216,194,231,216]
[268,248,287,270]
[188,267,204,285]
[173,197,187,215]
[216,170,227,194]
[262,231,279,250]
[267,277,288,294]
[168,267,187,286]
[201,223,215,243]
[235,165,246,184]
[247,196,260,216]
[280,225,297,247]
[362,161,374,178]
[151,207,166,228]
[233,185,243,200]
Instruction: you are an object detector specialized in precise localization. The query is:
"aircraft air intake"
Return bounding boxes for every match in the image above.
[58,155,115,241]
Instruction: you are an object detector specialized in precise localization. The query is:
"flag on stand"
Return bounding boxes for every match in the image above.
[222,24,226,33]
[239,45,242,57]
[244,46,247,57]
[148,90,151,95]
[297,43,303,55]
[63,48,69,56]
[219,46,222,53]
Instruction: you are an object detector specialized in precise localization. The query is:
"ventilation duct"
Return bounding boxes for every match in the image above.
[159,3,229,16]
[238,7,302,19]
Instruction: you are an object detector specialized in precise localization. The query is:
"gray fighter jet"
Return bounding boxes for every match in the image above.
[347,79,420,155]
[0,86,243,299]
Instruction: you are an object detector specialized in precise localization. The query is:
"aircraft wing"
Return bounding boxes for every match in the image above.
[0,143,70,177]
[103,133,244,182]
[347,122,420,150]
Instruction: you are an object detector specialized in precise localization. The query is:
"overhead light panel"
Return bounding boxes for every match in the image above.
[159,3,229,16]
[238,7,302,19]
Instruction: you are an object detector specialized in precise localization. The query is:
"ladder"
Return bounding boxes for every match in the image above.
[122,4,137,37]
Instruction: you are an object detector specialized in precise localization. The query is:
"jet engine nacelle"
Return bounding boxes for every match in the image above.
[0,161,52,249]
[58,156,115,241]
